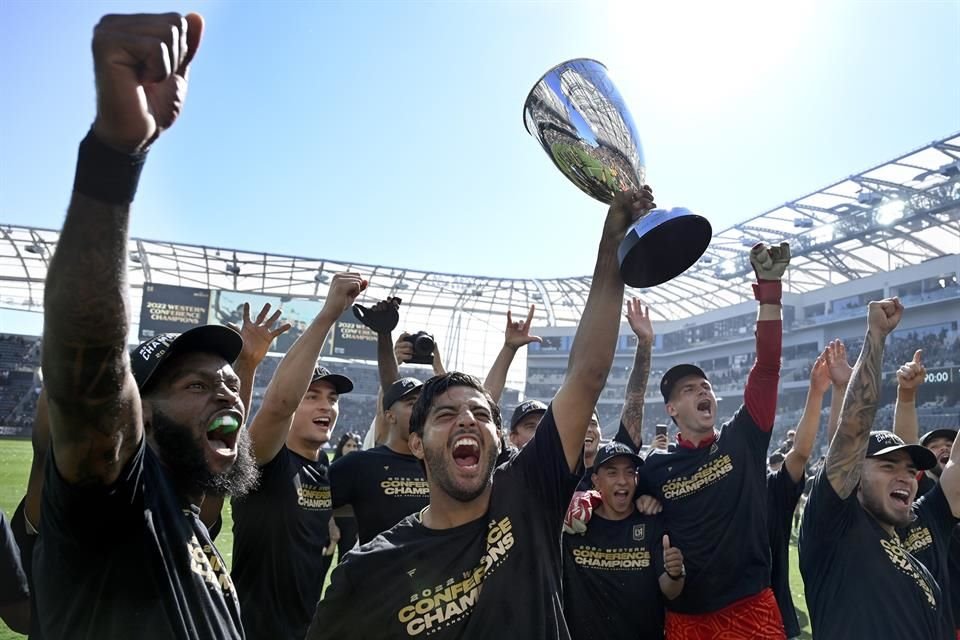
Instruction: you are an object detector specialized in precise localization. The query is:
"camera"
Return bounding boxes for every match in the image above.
[655,424,668,438]
[403,331,435,365]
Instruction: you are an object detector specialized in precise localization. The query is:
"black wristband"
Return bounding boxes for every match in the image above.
[72,130,147,205]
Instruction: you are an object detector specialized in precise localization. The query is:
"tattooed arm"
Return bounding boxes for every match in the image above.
[43,14,204,486]
[619,299,653,449]
[825,299,904,498]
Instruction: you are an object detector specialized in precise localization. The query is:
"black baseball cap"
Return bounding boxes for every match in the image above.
[383,377,422,411]
[660,364,709,403]
[311,366,354,394]
[131,325,244,391]
[593,441,644,469]
[919,429,958,448]
[866,431,937,471]
[510,400,547,431]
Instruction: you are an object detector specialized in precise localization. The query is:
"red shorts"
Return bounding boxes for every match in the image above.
[665,588,786,640]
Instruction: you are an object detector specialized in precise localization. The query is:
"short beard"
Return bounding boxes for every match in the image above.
[424,442,498,503]
[151,410,260,499]
[859,485,915,529]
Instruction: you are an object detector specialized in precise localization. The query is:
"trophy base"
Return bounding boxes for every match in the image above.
[617,208,712,288]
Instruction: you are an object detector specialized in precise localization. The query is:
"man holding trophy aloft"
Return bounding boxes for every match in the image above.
[526,60,792,639]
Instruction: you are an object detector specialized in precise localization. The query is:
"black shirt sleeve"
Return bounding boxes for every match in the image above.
[802,468,859,545]
[614,420,640,452]
[329,453,355,509]
[512,404,581,525]
[0,509,29,605]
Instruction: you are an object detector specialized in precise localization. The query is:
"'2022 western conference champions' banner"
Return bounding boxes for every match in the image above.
[139,283,212,340]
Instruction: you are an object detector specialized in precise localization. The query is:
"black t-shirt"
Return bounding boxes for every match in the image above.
[231,446,333,640]
[799,468,951,639]
[0,508,28,607]
[919,472,938,498]
[34,440,243,640]
[562,511,665,639]
[902,484,960,632]
[307,404,581,639]
[640,405,772,613]
[330,445,430,545]
[766,465,804,638]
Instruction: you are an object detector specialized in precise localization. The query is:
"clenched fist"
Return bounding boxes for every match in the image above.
[91,12,204,152]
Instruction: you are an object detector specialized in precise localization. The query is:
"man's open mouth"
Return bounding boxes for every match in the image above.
[890,488,911,506]
[696,399,712,416]
[207,413,241,455]
[313,416,332,430]
[939,453,950,465]
[452,436,481,469]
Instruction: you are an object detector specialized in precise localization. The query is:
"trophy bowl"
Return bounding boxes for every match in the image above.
[523,58,711,288]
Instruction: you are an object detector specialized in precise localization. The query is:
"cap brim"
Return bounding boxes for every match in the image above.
[138,325,243,391]
[311,373,354,394]
[869,444,938,471]
[920,429,958,448]
[596,452,644,469]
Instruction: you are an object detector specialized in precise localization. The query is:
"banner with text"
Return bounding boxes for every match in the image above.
[139,284,211,340]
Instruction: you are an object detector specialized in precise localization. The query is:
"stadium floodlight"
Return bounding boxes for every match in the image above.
[793,218,814,229]
[876,200,905,225]
[396,281,409,290]
[857,190,884,206]
[314,271,328,283]
[225,262,241,275]
[130,252,142,264]
[24,243,43,254]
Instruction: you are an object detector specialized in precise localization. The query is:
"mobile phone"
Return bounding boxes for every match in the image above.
[656,424,668,437]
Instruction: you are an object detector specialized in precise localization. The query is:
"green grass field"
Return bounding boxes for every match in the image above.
[0,438,812,639]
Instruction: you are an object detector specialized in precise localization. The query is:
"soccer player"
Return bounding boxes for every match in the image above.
[563,442,685,639]
[641,241,790,638]
[892,349,960,635]
[231,273,363,640]
[32,13,261,638]
[307,187,657,639]
[800,298,960,639]
[767,344,846,640]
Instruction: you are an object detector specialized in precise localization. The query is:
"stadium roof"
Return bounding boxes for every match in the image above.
[2,132,959,326]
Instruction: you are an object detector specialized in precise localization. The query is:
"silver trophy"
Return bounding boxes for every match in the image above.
[524,58,711,288]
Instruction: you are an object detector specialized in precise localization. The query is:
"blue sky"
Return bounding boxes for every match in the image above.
[1,0,958,280]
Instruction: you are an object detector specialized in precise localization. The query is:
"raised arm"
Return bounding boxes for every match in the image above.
[619,299,653,449]
[552,188,655,470]
[784,351,829,482]
[248,273,366,464]
[936,413,960,516]
[892,349,925,444]
[43,14,203,485]
[825,298,904,498]
[824,339,853,446]
[484,306,542,403]
[230,303,292,419]
[742,242,789,431]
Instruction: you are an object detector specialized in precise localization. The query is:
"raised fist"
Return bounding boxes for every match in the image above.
[91,12,204,152]
[750,241,791,281]
[867,297,904,337]
[322,273,368,318]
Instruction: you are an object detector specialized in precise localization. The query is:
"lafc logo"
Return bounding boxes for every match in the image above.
[406,569,416,577]
[709,443,719,456]
[384,466,390,471]
[632,525,645,542]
